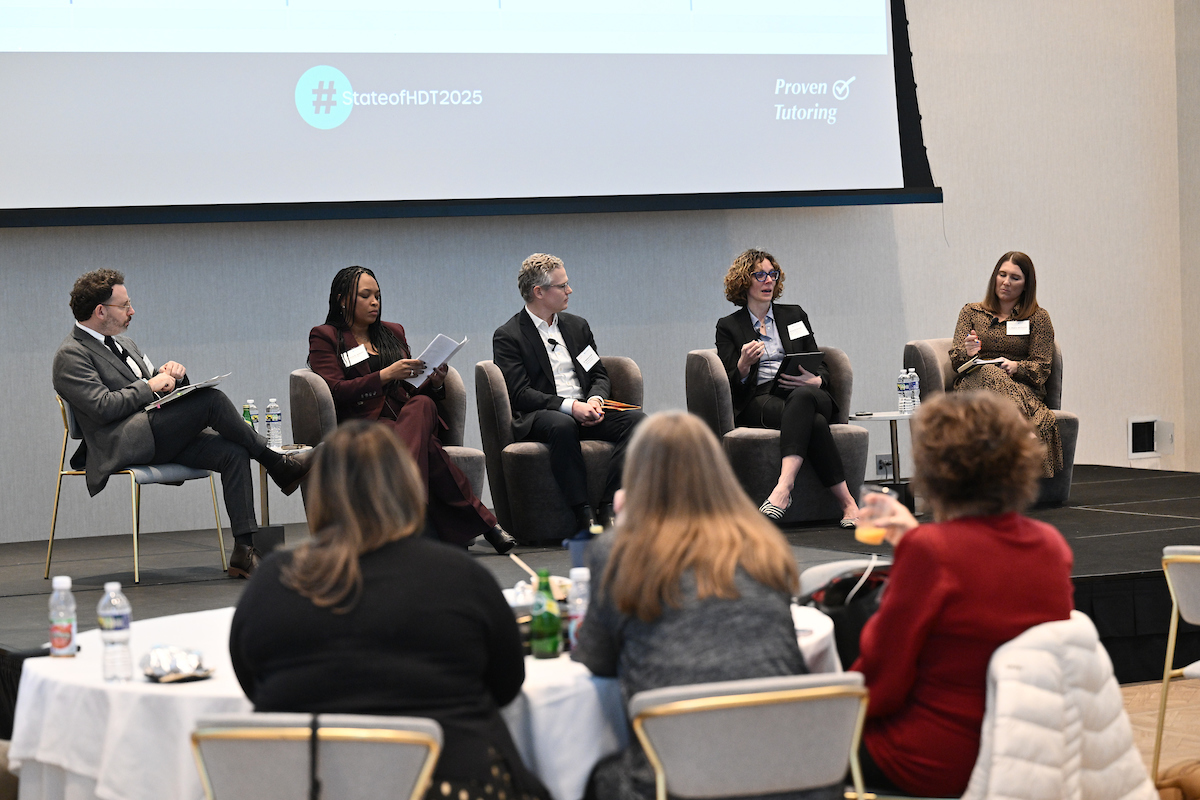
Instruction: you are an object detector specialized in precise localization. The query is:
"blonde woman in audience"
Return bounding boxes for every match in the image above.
[572,411,824,800]
[230,421,548,800]
[851,392,1074,796]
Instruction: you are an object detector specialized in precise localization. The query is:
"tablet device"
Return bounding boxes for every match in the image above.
[777,351,824,378]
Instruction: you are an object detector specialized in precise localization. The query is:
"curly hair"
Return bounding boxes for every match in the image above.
[517,253,565,301]
[723,248,785,306]
[69,269,125,322]
[911,391,1045,519]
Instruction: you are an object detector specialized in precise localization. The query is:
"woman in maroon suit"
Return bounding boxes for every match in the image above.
[308,266,516,554]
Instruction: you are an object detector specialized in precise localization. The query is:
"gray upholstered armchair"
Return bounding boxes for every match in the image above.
[475,356,643,543]
[902,338,1079,505]
[684,347,869,524]
[288,366,486,500]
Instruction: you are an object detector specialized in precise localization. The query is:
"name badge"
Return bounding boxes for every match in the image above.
[786,320,810,340]
[341,344,369,367]
[1007,320,1030,336]
[577,345,600,371]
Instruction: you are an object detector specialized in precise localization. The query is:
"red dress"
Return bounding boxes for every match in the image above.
[851,513,1074,796]
[308,322,496,545]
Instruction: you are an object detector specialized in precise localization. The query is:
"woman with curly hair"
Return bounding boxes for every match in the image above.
[308,266,516,553]
[715,248,859,526]
[850,391,1074,796]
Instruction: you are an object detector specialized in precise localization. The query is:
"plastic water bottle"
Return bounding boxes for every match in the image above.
[49,576,77,657]
[897,369,910,414]
[97,582,133,682]
[265,398,282,449]
[909,368,921,410]
[566,567,590,650]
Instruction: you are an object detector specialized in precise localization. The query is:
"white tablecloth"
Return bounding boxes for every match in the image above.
[9,604,839,800]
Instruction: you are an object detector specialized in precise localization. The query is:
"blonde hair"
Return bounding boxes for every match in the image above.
[281,421,425,611]
[604,412,798,621]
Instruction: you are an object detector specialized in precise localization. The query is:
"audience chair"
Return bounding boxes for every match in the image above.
[289,366,486,500]
[48,396,225,584]
[475,356,643,543]
[961,610,1155,800]
[799,557,892,599]
[628,672,868,800]
[903,338,1079,505]
[685,348,869,523]
[192,712,442,800]
[1152,546,1200,784]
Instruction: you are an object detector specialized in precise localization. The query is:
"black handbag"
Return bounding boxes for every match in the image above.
[801,562,890,668]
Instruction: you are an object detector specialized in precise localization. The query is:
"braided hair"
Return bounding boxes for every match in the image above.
[322,266,410,371]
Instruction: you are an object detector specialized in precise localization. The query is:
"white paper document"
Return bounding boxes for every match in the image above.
[409,335,468,389]
[144,373,231,411]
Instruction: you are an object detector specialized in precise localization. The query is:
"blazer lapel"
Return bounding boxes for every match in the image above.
[556,318,590,387]
[776,306,796,353]
[76,328,137,384]
[339,330,374,378]
[519,312,555,389]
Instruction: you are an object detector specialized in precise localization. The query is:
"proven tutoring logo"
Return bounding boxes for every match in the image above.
[295,66,353,129]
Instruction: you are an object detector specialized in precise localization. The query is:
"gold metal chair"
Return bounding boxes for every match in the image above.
[47,395,226,583]
[1152,545,1200,783]
[629,672,869,800]
[192,713,442,800]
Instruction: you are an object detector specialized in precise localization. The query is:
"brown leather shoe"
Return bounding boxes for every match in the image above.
[228,543,261,579]
[266,447,316,496]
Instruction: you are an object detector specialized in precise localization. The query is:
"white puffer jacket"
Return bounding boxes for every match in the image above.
[962,610,1156,800]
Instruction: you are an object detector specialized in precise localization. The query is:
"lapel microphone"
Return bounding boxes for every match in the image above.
[547,338,560,351]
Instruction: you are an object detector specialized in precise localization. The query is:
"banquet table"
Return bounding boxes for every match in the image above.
[9,604,838,800]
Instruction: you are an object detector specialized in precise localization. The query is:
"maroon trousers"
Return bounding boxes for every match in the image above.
[382,395,496,546]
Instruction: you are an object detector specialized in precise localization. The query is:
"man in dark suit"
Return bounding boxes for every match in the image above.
[492,253,645,536]
[52,269,311,577]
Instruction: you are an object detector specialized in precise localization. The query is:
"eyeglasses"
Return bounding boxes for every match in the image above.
[751,270,780,282]
[548,281,570,291]
[102,302,133,311]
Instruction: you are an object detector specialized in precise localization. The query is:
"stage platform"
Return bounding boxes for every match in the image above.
[2,464,1198,732]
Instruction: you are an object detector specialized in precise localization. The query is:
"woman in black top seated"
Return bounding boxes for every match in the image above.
[715,248,859,527]
[229,421,548,800]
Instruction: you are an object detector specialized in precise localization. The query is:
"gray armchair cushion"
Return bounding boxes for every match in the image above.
[685,348,869,523]
[475,356,643,541]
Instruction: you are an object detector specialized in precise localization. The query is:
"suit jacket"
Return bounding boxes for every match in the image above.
[308,322,442,423]
[52,326,163,495]
[492,310,611,440]
[715,303,834,419]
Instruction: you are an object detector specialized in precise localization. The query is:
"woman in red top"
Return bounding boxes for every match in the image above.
[852,391,1074,796]
[308,266,516,554]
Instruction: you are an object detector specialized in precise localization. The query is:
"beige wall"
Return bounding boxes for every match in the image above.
[2,1,1191,543]
[1178,0,1200,469]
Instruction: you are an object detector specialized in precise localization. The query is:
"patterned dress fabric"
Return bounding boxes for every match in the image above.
[949,303,1062,476]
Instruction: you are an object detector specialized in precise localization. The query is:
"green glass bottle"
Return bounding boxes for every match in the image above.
[530,568,561,659]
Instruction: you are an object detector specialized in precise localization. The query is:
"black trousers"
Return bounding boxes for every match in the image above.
[522,408,646,508]
[147,388,268,537]
[736,383,846,488]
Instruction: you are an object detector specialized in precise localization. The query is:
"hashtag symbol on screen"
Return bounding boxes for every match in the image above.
[311,81,337,114]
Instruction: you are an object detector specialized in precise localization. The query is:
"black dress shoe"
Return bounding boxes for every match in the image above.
[228,543,261,579]
[267,448,316,496]
[483,525,517,555]
[597,503,617,530]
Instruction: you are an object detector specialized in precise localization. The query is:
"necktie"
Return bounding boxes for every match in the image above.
[105,336,142,378]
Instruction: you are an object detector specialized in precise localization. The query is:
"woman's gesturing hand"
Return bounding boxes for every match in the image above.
[965,329,981,357]
[737,340,766,378]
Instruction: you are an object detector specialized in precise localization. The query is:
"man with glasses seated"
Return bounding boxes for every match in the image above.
[52,269,312,578]
[492,253,645,538]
